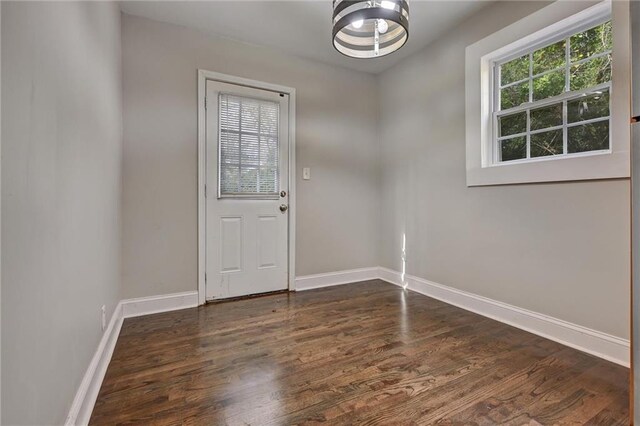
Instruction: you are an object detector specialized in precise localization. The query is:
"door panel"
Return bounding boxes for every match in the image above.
[220,216,243,273]
[206,80,289,300]
[257,215,278,269]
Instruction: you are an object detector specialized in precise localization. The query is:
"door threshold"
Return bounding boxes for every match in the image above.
[205,289,290,305]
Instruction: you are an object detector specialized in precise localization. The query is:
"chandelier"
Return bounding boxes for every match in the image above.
[332,0,409,59]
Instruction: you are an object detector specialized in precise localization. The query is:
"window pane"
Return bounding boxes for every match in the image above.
[240,133,259,166]
[500,136,526,162]
[531,129,563,157]
[533,40,566,75]
[530,103,562,131]
[220,97,241,131]
[220,131,240,165]
[501,55,529,86]
[567,90,609,123]
[241,101,259,133]
[568,120,609,153]
[260,136,278,166]
[260,105,278,135]
[570,55,611,92]
[259,167,278,193]
[499,111,526,137]
[220,165,239,193]
[240,167,258,192]
[501,81,529,110]
[570,21,612,63]
[532,70,565,101]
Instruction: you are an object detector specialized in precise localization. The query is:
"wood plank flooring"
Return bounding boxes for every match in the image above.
[90,280,629,425]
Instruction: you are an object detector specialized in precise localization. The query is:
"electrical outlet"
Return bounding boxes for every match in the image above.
[101,305,106,331]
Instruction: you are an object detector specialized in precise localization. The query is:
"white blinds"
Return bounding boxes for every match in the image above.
[218,94,279,196]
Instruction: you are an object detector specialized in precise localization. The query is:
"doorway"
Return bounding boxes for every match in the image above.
[199,72,296,301]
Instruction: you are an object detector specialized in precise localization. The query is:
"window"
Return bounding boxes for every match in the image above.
[495,20,612,164]
[465,1,630,186]
[218,94,279,197]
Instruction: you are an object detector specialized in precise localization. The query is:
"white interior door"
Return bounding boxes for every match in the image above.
[205,80,289,300]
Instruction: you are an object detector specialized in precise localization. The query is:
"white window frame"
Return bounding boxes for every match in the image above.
[465,0,630,186]
[492,14,611,165]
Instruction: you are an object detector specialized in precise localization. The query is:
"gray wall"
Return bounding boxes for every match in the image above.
[377,0,630,338]
[121,14,381,298]
[1,2,122,424]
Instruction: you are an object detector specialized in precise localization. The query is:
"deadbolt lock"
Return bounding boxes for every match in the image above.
[280,190,287,198]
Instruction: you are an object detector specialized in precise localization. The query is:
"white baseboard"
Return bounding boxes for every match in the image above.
[121,291,199,319]
[378,266,403,286]
[65,291,199,425]
[295,267,379,291]
[65,302,124,426]
[378,267,630,367]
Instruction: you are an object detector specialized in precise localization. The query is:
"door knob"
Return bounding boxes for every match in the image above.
[279,204,288,212]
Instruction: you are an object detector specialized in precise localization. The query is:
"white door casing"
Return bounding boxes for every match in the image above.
[205,79,290,300]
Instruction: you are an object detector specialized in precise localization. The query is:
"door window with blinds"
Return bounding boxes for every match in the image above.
[218,93,280,198]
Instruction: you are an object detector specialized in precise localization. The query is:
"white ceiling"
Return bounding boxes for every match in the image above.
[120,0,492,74]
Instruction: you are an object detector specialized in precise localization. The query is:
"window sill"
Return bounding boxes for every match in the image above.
[467,149,629,186]
[486,149,611,168]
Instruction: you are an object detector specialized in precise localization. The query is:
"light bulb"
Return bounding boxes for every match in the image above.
[381,1,396,10]
[377,19,388,33]
[351,19,364,29]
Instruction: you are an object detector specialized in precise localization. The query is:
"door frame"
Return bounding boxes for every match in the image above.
[197,69,297,305]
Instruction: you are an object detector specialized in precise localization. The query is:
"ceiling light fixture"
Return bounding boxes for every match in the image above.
[332,0,409,59]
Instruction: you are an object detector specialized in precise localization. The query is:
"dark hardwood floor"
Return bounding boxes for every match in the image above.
[90,280,629,425]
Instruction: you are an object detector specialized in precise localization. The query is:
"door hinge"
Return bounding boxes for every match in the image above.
[204,97,207,110]
[204,184,207,198]
[205,273,207,282]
